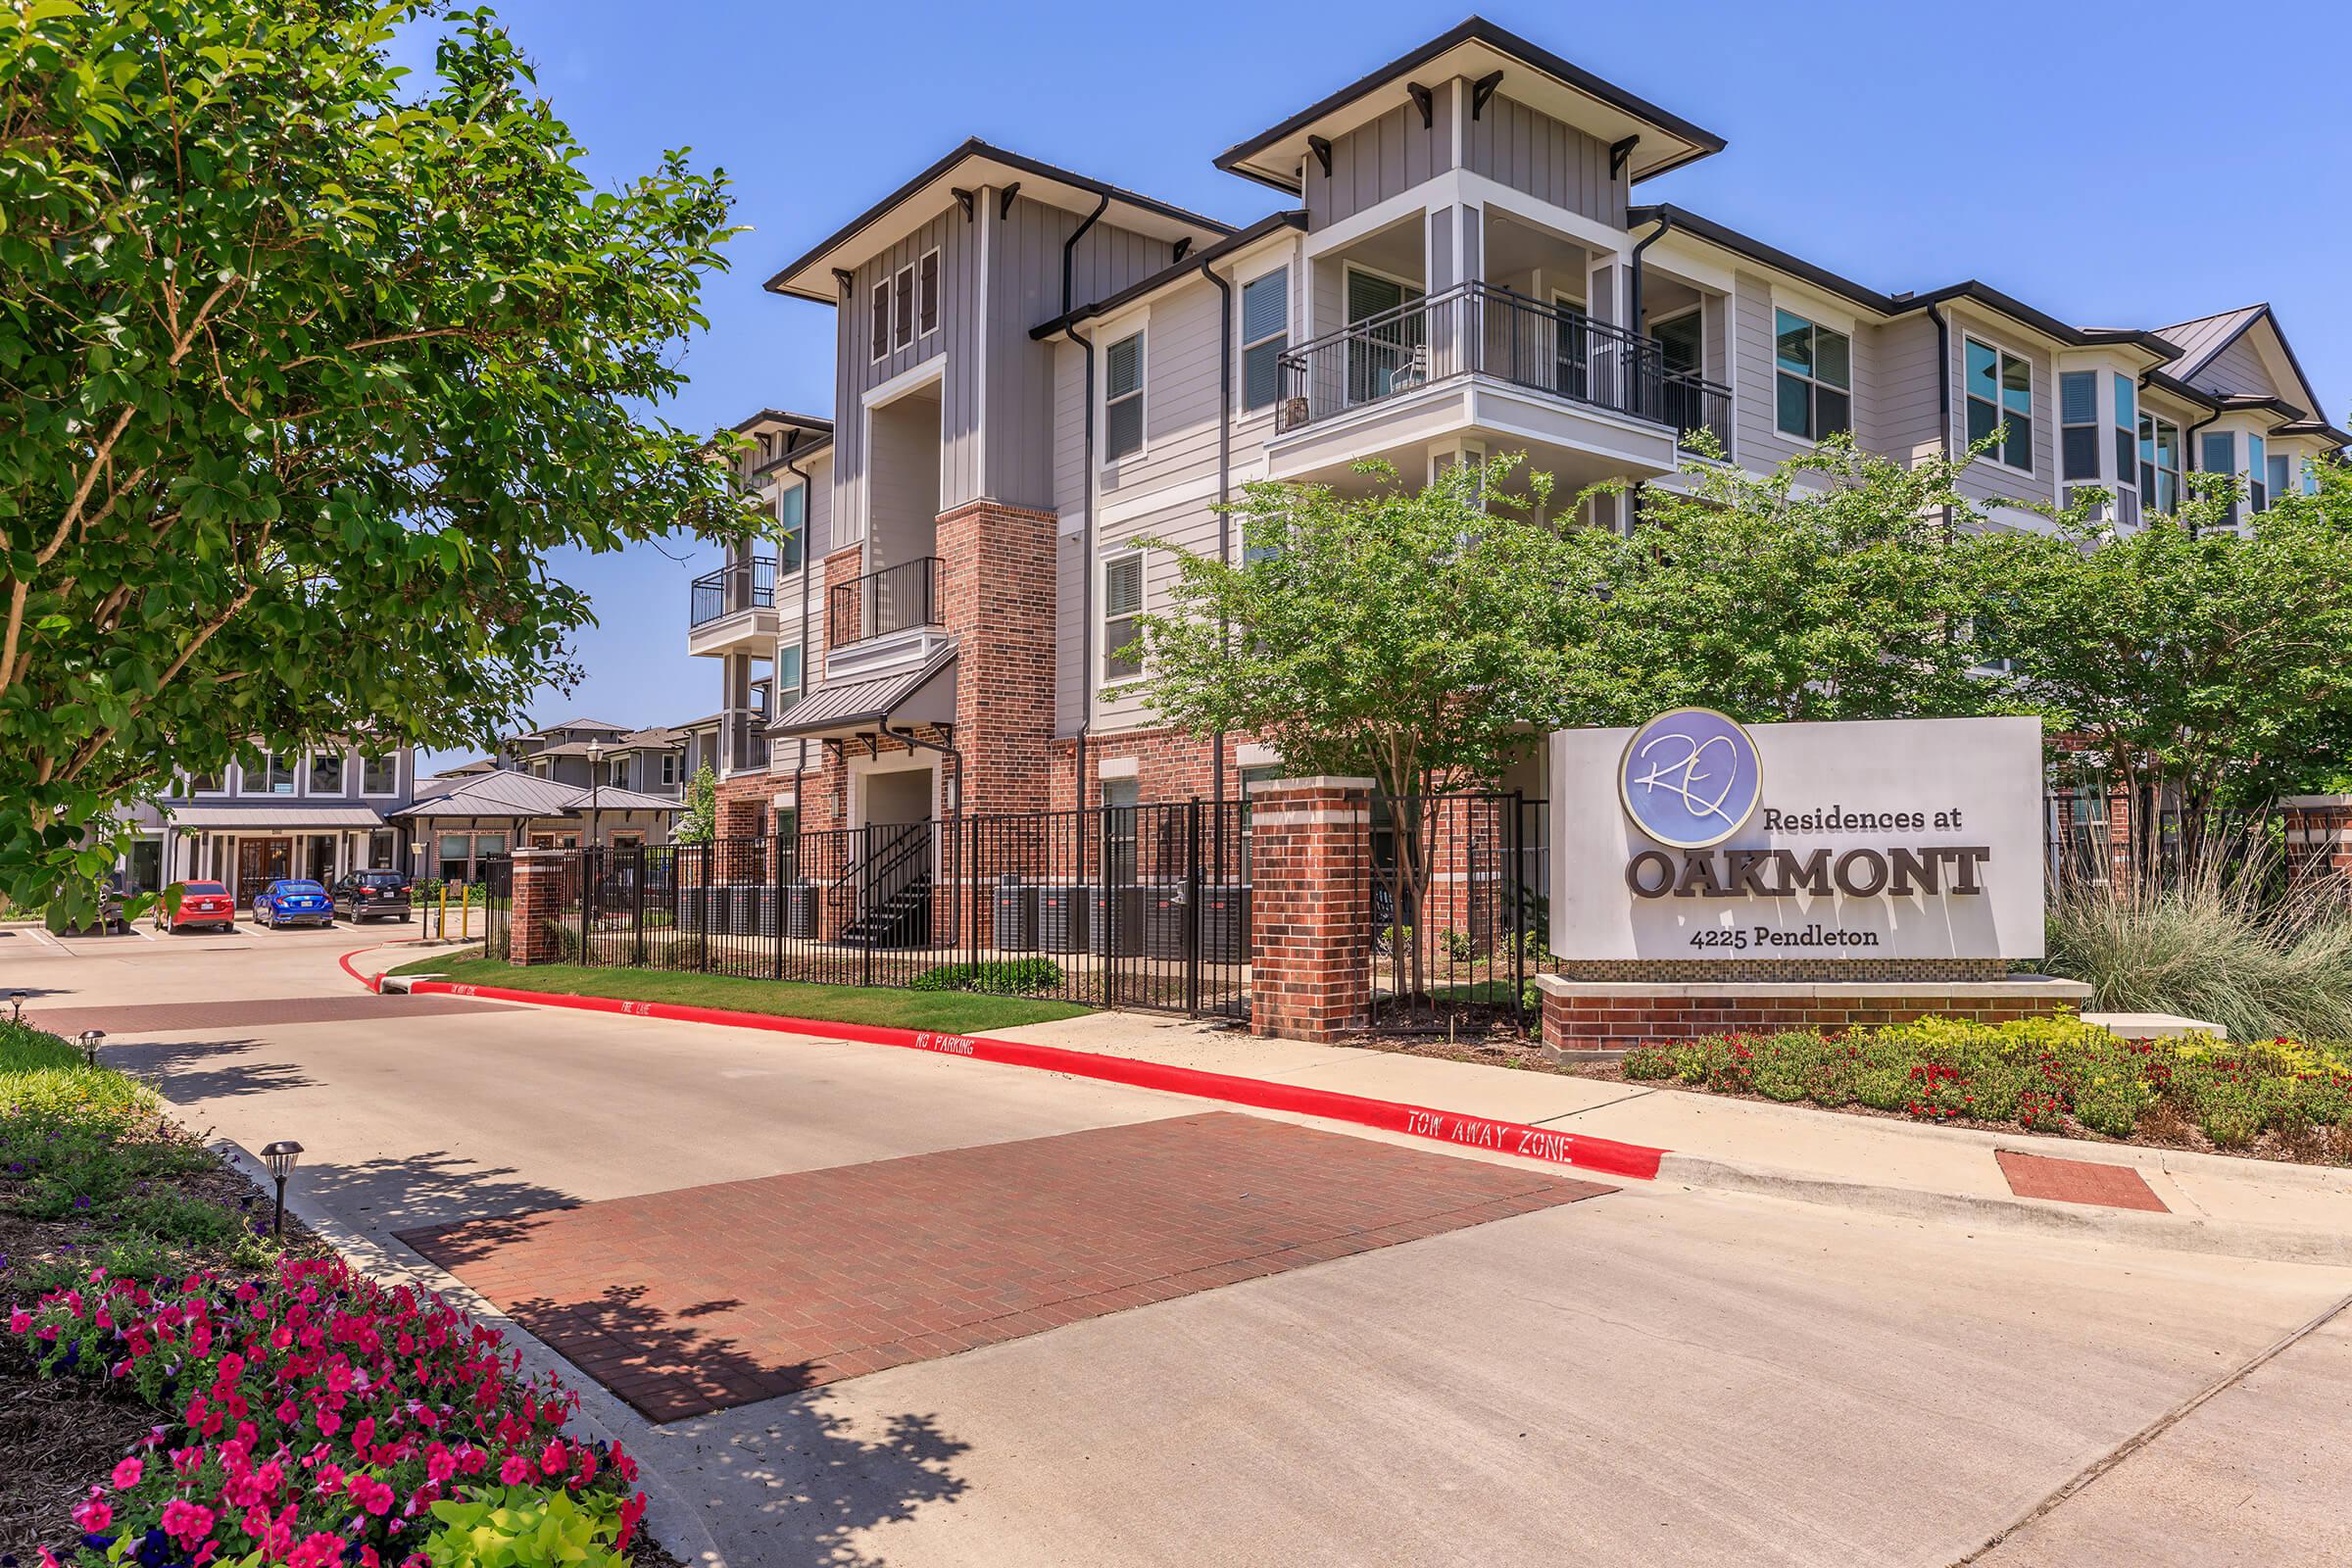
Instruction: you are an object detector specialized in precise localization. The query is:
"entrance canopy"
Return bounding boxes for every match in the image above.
[769,647,956,743]
[167,803,387,828]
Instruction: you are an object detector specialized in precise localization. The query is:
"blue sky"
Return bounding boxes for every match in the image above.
[402,0,2352,769]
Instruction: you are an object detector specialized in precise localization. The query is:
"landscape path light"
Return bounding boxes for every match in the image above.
[260,1139,304,1239]
[9,990,24,1021]
[78,1028,104,1066]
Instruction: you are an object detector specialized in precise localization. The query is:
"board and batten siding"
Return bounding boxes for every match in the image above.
[1303,83,1455,230]
[832,210,976,548]
[1460,92,1626,230]
[988,199,1173,515]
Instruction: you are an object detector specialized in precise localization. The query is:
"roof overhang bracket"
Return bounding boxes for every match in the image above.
[1609,135,1641,179]
[951,186,976,220]
[1470,71,1504,121]
[998,182,1021,220]
[1405,81,1434,129]
[1306,135,1333,178]
[831,268,856,297]
[1172,236,1192,264]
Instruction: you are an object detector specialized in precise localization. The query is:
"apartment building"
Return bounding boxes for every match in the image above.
[118,743,420,900]
[694,16,2345,840]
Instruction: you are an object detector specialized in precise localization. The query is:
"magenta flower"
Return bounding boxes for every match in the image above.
[112,1455,143,1490]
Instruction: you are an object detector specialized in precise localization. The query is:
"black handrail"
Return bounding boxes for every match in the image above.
[690,556,777,629]
[827,556,943,650]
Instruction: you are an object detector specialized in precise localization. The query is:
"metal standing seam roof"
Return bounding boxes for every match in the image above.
[768,647,957,739]
[164,803,389,828]
[389,772,682,820]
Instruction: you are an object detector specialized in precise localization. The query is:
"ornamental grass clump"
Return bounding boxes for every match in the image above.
[10,1255,649,1566]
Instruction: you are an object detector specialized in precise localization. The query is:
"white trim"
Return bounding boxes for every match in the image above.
[861,352,946,409]
[1768,301,1854,447]
[1962,331,2036,476]
[1303,169,1630,267]
[1099,547,1147,682]
[973,201,992,496]
[1097,755,1140,780]
[1237,260,1291,416]
[1100,467,1225,527]
[916,245,942,341]
[867,277,892,365]
[1101,325,1149,466]
[892,262,916,353]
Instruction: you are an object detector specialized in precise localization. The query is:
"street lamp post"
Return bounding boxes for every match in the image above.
[586,740,605,850]
[260,1140,303,1240]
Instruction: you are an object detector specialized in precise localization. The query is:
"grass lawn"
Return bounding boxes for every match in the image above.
[385,952,1092,1033]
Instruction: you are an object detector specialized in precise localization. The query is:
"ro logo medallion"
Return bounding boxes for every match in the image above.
[1618,708,1763,849]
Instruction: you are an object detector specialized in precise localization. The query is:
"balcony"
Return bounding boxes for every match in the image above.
[724,709,770,775]
[825,555,951,680]
[1271,281,1730,474]
[687,556,779,657]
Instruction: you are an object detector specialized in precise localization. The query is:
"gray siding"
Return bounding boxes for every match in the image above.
[1866,316,1943,466]
[1303,84,1454,229]
[833,210,978,545]
[988,199,1173,514]
[2199,335,2275,400]
[1461,91,1626,229]
[1944,318,2057,514]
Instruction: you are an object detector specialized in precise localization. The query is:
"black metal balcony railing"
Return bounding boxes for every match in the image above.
[828,555,943,651]
[1274,280,1732,452]
[725,709,770,773]
[689,556,777,630]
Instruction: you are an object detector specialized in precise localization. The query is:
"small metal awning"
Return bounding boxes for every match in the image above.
[768,647,957,741]
[165,804,387,829]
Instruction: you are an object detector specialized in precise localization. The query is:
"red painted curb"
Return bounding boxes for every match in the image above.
[362,965,1663,1181]
[338,948,384,994]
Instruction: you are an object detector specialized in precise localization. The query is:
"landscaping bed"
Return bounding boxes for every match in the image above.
[387,952,1093,1033]
[0,1018,666,1565]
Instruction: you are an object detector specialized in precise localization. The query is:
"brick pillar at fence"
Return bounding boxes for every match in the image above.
[2283,796,2352,882]
[1250,777,1374,1043]
[507,849,567,966]
[937,499,1057,819]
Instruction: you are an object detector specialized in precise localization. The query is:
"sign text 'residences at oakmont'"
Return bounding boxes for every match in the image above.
[1550,711,2044,962]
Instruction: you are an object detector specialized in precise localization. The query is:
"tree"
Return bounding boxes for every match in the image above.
[0,1,757,918]
[1983,467,2352,827]
[1574,434,2007,724]
[674,760,718,845]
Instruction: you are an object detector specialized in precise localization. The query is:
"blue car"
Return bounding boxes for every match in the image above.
[252,878,334,928]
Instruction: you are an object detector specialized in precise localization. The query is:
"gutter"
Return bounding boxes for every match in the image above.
[1927,302,1954,535]
[1628,212,1672,338]
[2183,406,2227,534]
[1061,193,1110,808]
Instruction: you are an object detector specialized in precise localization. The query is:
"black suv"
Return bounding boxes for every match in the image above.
[331,870,415,924]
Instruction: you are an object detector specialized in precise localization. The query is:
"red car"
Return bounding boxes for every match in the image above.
[155,880,235,933]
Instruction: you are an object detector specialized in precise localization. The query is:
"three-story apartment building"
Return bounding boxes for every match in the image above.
[692,17,2344,842]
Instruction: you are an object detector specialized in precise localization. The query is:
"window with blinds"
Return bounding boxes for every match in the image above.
[777,482,807,574]
[1102,552,1144,680]
[2060,370,2098,481]
[1241,268,1289,412]
[1105,332,1145,459]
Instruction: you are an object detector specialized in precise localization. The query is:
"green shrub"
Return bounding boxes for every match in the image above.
[908,958,1067,996]
[1621,1043,1676,1080]
[422,1486,632,1568]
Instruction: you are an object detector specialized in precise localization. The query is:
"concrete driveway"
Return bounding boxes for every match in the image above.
[6,927,2347,1567]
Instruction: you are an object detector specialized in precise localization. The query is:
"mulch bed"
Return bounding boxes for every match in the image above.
[0,1343,159,1559]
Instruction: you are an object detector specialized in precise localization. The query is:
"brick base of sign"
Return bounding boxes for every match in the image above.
[1535,974,2094,1051]
[1544,956,2017,984]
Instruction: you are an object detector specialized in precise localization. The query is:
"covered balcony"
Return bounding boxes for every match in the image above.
[687,555,779,657]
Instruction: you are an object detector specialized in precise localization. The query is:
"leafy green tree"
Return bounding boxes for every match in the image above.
[0,0,756,918]
[1984,467,2352,824]
[674,760,718,845]
[1575,434,2006,724]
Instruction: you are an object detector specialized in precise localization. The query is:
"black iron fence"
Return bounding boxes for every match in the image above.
[2042,789,2298,901]
[1367,792,1553,1036]
[481,801,1250,1019]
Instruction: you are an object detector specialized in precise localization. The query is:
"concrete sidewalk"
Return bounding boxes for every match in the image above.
[987,1011,2352,1263]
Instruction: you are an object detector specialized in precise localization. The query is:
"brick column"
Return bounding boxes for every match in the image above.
[507,849,567,966]
[1249,777,1374,1043]
[936,499,1056,818]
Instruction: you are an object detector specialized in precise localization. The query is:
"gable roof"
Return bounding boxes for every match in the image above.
[2155,306,2267,378]
[394,770,681,821]
[1216,17,1725,193]
[765,138,1233,304]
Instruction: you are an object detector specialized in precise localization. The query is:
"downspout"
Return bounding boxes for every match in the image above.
[1202,257,1234,814]
[1062,193,1110,809]
[1627,213,1672,340]
[1926,303,1953,535]
[781,433,815,830]
[2183,405,2225,536]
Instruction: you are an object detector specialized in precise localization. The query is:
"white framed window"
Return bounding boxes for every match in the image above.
[2202,430,2238,525]
[361,753,397,795]
[309,749,345,795]
[2113,374,2137,493]
[2059,371,2099,482]
[893,263,915,350]
[1240,266,1289,412]
[917,247,940,337]
[1965,337,2034,471]
[184,768,224,795]
[776,644,805,710]
[869,279,891,362]
[777,480,807,575]
[244,753,295,796]
[2268,450,2294,504]
[1774,309,1850,441]
[660,752,679,789]
[1102,551,1145,681]
[2248,433,2269,514]
[2139,413,2183,514]
[1104,330,1145,461]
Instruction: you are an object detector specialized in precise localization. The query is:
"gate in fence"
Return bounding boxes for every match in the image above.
[484,802,1250,1019]
[1367,792,1555,1036]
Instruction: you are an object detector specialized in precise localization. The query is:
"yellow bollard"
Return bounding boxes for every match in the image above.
[438,882,448,939]
[463,884,471,941]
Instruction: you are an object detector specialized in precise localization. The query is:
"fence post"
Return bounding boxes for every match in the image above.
[1509,790,1527,1030]
[1185,798,1203,1016]
[698,842,710,974]
[1248,777,1374,1043]
[771,830,785,981]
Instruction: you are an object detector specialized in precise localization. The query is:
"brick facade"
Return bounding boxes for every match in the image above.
[938,499,1058,817]
[2283,796,2352,881]
[1536,976,2093,1052]
[1049,727,1260,812]
[1249,778,1374,1043]
[507,849,567,965]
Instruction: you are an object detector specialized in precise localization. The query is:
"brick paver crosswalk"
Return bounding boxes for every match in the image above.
[403,1111,1611,1421]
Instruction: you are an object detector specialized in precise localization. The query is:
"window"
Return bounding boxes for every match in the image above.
[247,753,294,795]
[2060,370,2098,481]
[918,248,940,336]
[1104,331,1145,460]
[185,770,223,795]
[1102,776,1140,882]
[309,750,345,794]
[2248,433,2269,514]
[437,833,470,883]
[869,280,890,361]
[2269,451,2295,504]
[1102,552,1144,681]
[777,481,807,574]
[1965,338,2033,471]
[2139,414,2182,513]
[1773,310,1850,441]
[776,644,804,711]
[1241,268,1289,412]
[472,832,506,860]
[366,829,396,869]
[361,753,396,794]
[660,752,679,789]
[2113,375,2136,493]
[2202,431,2238,525]
[606,757,630,790]
[893,264,914,350]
